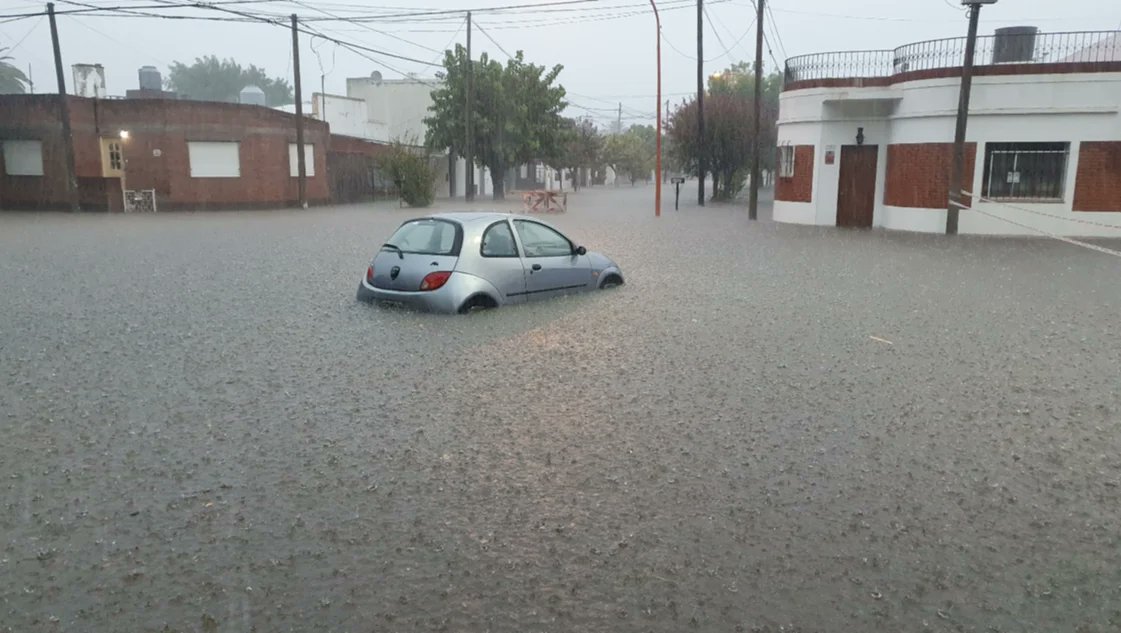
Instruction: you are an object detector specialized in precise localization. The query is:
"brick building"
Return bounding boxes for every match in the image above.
[773,29,1121,236]
[0,95,337,211]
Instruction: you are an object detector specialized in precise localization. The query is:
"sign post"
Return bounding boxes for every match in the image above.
[671,176,685,211]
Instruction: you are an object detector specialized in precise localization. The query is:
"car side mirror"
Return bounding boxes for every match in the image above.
[575,245,587,256]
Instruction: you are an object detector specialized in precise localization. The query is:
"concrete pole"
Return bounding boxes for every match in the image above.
[696,0,705,206]
[748,0,764,220]
[947,3,984,234]
[291,14,307,209]
[48,3,80,212]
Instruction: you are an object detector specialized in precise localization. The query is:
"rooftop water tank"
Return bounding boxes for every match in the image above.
[138,65,162,91]
[993,26,1038,64]
[239,84,266,106]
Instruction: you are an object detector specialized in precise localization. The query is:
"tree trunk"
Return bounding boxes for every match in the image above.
[491,168,505,200]
[712,172,720,200]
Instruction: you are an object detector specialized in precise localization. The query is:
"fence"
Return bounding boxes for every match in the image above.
[785,30,1121,83]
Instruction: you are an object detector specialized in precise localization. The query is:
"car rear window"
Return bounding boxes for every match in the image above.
[387,219,462,256]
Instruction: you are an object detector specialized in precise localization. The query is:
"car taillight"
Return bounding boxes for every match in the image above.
[365,265,375,284]
[419,271,452,291]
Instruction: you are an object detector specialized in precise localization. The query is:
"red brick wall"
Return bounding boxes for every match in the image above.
[1072,142,1121,212]
[1,95,331,210]
[883,142,976,208]
[774,145,814,202]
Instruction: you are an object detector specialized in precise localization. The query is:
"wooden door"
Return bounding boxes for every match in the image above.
[100,138,125,178]
[836,145,878,228]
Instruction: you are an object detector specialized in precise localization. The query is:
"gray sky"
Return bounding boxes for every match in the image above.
[2,0,1118,127]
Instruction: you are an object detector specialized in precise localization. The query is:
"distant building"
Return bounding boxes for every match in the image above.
[774,28,1121,236]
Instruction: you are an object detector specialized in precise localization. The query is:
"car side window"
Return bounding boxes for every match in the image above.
[513,220,573,258]
[481,221,518,257]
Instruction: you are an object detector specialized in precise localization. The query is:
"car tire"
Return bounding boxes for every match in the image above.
[458,294,497,314]
[600,274,624,289]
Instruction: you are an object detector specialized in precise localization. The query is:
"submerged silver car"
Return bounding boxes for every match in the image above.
[356,212,624,313]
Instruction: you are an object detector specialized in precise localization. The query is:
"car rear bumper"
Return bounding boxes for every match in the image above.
[356,278,463,313]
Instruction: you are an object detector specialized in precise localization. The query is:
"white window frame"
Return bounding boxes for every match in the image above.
[187,141,241,178]
[2,140,45,176]
[778,145,796,179]
[288,143,316,177]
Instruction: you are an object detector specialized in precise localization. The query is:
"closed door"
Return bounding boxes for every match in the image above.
[513,219,591,300]
[479,220,527,303]
[836,145,878,228]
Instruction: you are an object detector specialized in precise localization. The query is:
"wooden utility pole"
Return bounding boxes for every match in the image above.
[651,0,662,217]
[291,14,307,209]
[947,1,989,234]
[465,11,474,202]
[748,0,764,220]
[696,0,705,205]
[48,3,79,212]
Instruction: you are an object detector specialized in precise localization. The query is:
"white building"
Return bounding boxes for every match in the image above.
[774,28,1121,236]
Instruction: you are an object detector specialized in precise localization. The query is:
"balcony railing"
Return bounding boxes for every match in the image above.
[784,30,1121,84]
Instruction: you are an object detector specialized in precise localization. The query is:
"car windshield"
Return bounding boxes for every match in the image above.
[385,218,459,256]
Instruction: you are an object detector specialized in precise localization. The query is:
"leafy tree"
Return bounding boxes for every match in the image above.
[551,118,603,191]
[166,55,293,106]
[0,48,29,94]
[668,67,780,200]
[378,141,436,207]
[603,126,654,185]
[426,46,567,200]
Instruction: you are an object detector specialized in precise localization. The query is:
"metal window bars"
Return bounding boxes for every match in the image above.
[784,30,1121,83]
[981,143,1069,202]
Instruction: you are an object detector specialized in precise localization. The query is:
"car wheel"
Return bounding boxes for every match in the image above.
[600,274,624,289]
[458,294,497,314]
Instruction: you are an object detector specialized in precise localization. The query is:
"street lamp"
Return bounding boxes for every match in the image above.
[947,0,997,235]
[651,0,662,217]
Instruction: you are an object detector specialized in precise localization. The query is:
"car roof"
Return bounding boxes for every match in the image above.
[426,212,514,225]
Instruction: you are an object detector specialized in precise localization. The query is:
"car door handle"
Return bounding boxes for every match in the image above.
[531,263,542,271]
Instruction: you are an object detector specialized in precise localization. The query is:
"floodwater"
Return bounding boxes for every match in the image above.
[2,184,1120,632]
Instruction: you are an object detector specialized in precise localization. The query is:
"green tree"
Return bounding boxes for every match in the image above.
[166,55,293,105]
[551,117,603,191]
[426,46,567,200]
[668,67,781,200]
[0,48,29,94]
[603,126,654,185]
[378,141,436,207]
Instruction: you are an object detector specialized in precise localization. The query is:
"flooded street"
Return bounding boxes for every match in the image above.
[3,184,1120,633]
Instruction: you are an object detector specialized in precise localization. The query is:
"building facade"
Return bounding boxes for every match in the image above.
[1,95,331,210]
[774,29,1121,236]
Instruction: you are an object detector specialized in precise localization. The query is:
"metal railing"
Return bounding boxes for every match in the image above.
[784,30,1121,83]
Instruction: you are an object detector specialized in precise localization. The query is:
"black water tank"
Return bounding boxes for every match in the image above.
[993,26,1038,63]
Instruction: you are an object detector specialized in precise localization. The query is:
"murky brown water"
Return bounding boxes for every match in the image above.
[3,184,1120,632]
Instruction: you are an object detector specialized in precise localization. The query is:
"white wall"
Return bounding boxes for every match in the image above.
[775,70,1121,236]
[345,78,438,144]
[312,93,387,141]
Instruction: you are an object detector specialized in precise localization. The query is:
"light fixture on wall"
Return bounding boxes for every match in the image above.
[856,127,865,146]
[119,130,130,140]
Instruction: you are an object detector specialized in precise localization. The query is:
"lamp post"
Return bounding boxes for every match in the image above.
[651,0,662,217]
[947,0,996,234]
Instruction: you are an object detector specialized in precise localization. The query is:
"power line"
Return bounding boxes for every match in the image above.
[0,14,42,53]
[474,20,514,59]
[428,14,465,65]
[763,0,787,60]
[299,0,599,22]
[286,0,444,55]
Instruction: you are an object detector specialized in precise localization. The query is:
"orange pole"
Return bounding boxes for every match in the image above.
[651,0,662,217]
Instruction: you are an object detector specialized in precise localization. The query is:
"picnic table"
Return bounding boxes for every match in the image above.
[521,190,567,213]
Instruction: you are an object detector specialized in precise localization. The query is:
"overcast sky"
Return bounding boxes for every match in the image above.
[2,0,1118,126]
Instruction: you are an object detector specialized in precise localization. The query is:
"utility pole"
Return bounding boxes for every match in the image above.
[465,11,474,202]
[616,102,622,134]
[650,0,662,217]
[291,14,307,209]
[664,98,670,183]
[748,0,764,220]
[696,0,705,206]
[28,63,34,94]
[947,1,992,234]
[48,3,79,213]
